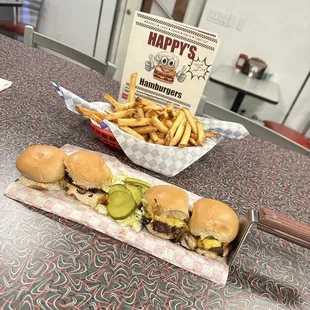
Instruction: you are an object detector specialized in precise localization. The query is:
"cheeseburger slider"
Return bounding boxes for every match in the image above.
[185,199,239,258]
[142,185,189,242]
[64,151,112,208]
[16,145,67,190]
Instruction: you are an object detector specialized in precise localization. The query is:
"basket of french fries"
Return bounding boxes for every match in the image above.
[52,75,249,177]
[77,95,217,148]
[88,119,121,150]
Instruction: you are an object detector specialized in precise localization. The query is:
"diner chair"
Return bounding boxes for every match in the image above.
[264,121,310,149]
[24,25,116,79]
[0,0,45,39]
[197,97,309,156]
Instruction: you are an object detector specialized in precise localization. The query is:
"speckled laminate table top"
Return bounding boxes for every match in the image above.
[0,35,309,310]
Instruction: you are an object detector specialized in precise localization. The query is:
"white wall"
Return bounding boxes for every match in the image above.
[94,0,117,63]
[40,0,101,56]
[285,74,310,136]
[149,0,176,17]
[199,0,310,127]
[39,0,115,63]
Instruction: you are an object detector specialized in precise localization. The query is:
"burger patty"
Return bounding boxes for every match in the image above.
[152,221,187,242]
[210,246,224,256]
[64,172,105,194]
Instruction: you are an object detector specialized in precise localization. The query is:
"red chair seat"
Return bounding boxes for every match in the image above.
[264,121,310,149]
[0,21,30,35]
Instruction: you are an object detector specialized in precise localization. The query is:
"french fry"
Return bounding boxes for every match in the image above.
[158,110,169,120]
[149,131,159,142]
[179,121,191,148]
[148,138,154,143]
[196,120,205,146]
[118,118,151,127]
[157,132,165,139]
[151,116,169,134]
[155,137,165,145]
[190,131,217,140]
[205,132,218,138]
[168,110,177,118]
[165,103,174,111]
[119,126,145,141]
[143,105,164,112]
[115,101,136,111]
[169,117,186,146]
[101,109,136,121]
[165,119,173,128]
[189,137,199,146]
[145,110,158,118]
[165,110,185,145]
[104,93,119,109]
[128,73,137,101]
[136,97,158,107]
[142,133,148,140]
[136,107,144,120]
[190,133,198,140]
[75,105,104,123]
[134,126,158,134]
[183,108,197,135]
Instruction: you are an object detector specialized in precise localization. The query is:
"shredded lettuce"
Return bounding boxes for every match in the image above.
[96,171,149,232]
[95,204,108,216]
[99,172,128,193]
[95,203,143,232]
[111,171,128,185]
[116,208,143,232]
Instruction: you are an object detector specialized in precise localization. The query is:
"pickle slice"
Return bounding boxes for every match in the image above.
[124,177,150,189]
[107,191,137,220]
[125,184,142,206]
[109,184,131,195]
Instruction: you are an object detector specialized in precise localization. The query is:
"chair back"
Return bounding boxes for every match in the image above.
[19,0,45,29]
[197,97,309,156]
[24,25,116,79]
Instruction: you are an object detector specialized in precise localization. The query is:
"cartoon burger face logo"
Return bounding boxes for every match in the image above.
[145,51,187,84]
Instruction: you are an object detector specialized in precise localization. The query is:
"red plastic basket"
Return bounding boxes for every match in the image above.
[88,120,121,150]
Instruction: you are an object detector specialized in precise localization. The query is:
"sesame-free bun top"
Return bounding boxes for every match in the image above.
[64,151,112,189]
[189,198,239,243]
[144,185,189,220]
[16,145,67,183]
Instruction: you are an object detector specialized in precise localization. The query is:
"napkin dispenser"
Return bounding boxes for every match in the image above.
[241,57,267,79]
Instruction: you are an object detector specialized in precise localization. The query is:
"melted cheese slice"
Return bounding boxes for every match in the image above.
[153,215,185,228]
[197,238,222,250]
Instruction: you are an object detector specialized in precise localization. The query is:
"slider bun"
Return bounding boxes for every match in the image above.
[144,185,189,220]
[189,198,239,244]
[16,145,67,183]
[19,176,63,190]
[65,151,112,189]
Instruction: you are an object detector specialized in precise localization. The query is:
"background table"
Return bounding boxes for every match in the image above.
[0,0,23,24]
[210,65,280,113]
[0,35,309,309]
